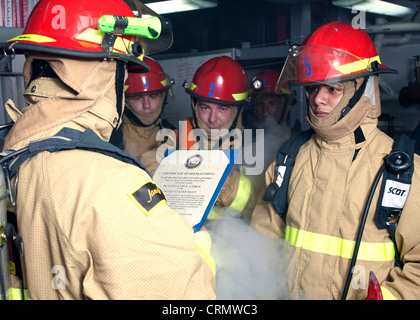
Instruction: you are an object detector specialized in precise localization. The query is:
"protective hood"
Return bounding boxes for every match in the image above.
[306,76,381,141]
[3,53,123,150]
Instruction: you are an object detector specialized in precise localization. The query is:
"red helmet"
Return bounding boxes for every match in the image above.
[250,69,291,96]
[185,56,248,105]
[125,56,170,95]
[0,0,173,71]
[280,21,397,86]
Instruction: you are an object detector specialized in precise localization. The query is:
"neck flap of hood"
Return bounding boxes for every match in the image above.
[3,54,122,150]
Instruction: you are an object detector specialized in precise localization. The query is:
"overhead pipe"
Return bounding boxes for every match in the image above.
[372,13,420,49]
[366,22,420,34]
[371,15,420,100]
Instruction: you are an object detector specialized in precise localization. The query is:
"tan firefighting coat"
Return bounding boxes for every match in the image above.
[120,114,177,176]
[2,54,216,300]
[251,77,420,300]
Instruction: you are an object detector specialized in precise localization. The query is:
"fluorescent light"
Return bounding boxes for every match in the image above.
[332,0,414,17]
[145,0,217,15]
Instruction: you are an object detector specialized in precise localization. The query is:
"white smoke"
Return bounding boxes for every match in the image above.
[245,114,291,173]
[205,208,290,300]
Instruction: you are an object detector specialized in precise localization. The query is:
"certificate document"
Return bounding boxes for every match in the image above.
[153,149,238,232]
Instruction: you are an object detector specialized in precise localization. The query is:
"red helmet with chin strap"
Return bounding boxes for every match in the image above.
[250,69,291,96]
[185,56,248,105]
[125,56,170,95]
[279,21,397,87]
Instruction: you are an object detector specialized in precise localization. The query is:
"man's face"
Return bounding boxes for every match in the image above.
[307,83,344,117]
[128,92,164,118]
[253,95,286,122]
[196,100,233,130]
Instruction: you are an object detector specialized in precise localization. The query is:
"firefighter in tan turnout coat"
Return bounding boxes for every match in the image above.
[251,21,420,300]
[0,0,215,300]
[110,56,177,176]
[182,56,257,221]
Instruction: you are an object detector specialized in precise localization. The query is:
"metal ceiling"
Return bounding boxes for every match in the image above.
[143,0,420,55]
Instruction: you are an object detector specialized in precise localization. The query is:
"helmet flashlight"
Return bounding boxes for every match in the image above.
[98,15,171,39]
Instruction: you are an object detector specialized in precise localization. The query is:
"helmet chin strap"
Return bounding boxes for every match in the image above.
[115,60,126,128]
[123,106,161,127]
[307,77,368,128]
[338,77,368,121]
[124,107,148,127]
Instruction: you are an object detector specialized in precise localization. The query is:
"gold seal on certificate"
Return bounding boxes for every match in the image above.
[153,149,238,232]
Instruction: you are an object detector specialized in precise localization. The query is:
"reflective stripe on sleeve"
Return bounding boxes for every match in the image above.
[229,174,252,213]
[10,287,29,300]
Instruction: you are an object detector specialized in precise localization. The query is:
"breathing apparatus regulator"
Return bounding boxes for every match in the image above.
[341,141,415,300]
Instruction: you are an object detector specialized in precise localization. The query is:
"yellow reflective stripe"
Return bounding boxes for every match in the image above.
[232,91,248,101]
[278,88,291,95]
[75,28,133,54]
[194,231,216,276]
[197,246,216,276]
[8,34,56,43]
[334,55,381,75]
[380,286,398,300]
[189,82,197,91]
[229,174,251,213]
[76,28,105,45]
[189,83,247,101]
[10,287,29,300]
[161,79,168,87]
[285,225,395,262]
[207,205,222,219]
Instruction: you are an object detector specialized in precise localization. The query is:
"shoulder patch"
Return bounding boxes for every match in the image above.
[128,181,168,216]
